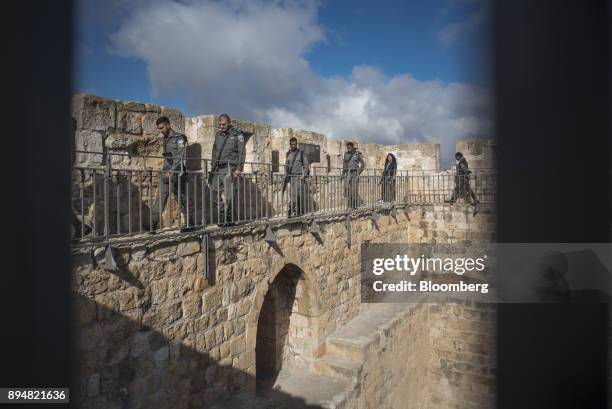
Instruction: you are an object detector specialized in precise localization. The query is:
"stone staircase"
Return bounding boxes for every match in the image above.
[211,303,415,409]
[310,303,416,408]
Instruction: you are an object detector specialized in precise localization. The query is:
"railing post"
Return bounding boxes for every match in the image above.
[103,153,112,242]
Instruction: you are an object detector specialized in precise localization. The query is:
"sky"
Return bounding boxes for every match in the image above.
[74,0,493,164]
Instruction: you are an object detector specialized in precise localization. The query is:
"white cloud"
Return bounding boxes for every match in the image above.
[109,0,492,160]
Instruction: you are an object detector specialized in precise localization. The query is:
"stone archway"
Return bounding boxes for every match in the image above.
[255,263,317,395]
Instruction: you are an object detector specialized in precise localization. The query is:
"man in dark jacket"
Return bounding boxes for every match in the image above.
[342,142,365,209]
[446,152,480,215]
[209,114,246,225]
[150,116,192,230]
[285,137,310,217]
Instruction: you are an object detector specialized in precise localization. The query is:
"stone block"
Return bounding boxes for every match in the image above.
[202,289,221,312]
[75,129,105,164]
[105,132,149,151]
[87,373,100,397]
[177,240,200,257]
[154,346,169,369]
[142,301,182,327]
[132,247,147,261]
[74,94,116,131]
[194,275,208,291]
[230,335,245,356]
[75,296,97,325]
[118,101,146,112]
[160,107,185,133]
[182,292,202,319]
[130,331,150,358]
[169,343,181,363]
[116,111,143,134]
[204,330,217,350]
[142,113,161,137]
[148,243,178,261]
[219,342,230,359]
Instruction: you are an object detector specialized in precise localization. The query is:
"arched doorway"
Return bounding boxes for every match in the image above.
[255,263,316,396]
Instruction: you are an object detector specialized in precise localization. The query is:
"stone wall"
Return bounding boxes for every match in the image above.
[72,210,415,408]
[322,302,496,409]
[456,139,496,171]
[72,93,486,175]
[72,93,184,169]
[72,202,495,409]
[271,128,441,173]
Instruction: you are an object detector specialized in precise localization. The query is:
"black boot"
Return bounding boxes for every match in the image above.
[472,201,480,217]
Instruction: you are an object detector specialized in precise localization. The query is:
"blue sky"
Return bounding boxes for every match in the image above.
[74,0,492,158]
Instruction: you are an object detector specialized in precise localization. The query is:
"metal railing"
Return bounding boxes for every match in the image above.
[71,151,496,243]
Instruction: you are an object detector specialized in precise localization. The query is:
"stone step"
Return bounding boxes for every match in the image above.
[325,336,373,363]
[325,384,360,409]
[324,304,413,362]
[211,366,351,409]
[314,355,362,382]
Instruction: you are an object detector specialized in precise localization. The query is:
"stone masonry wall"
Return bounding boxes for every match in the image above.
[72,93,184,169]
[455,139,496,171]
[73,209,420,409]
[316,204,495,409]
[271,128,441,173]
[337,302,496,409]
[72,202,495,409]
[356,205,495,409]
[71,94,187,233]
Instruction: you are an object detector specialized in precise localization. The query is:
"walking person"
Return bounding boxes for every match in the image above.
[208,114,246,226]
[342,142,365,209]
[150,116,193,231]
[445,152,480,216]
[284,137,310,217]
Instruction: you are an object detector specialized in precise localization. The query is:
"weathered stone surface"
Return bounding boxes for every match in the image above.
[132,247,146,261]
[177,240,200,257]
[87,373,100,397]
[75,296,97,325]
[105,133,150,150]
[117,111,143,135]
[154,346,169,369]
[148,243,178,261]
[160,107,185,134]
[117,101,146,113]
[73,94,116,132]
[142,113,161,136]
[75,129,105,164]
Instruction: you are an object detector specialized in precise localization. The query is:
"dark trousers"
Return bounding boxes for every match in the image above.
[209,167,235,224]
[450,175,478,204]
[344,173,359,209]
[151,175,190,226]
[288,175,308,217]
[381,177,396,202]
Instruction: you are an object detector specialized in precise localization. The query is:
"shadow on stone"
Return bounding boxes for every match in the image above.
[73,295,325,409]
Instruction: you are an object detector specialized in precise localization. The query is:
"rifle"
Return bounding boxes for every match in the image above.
[207,133,231,188]
[282,174,291,194]
[207,161,218,188]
